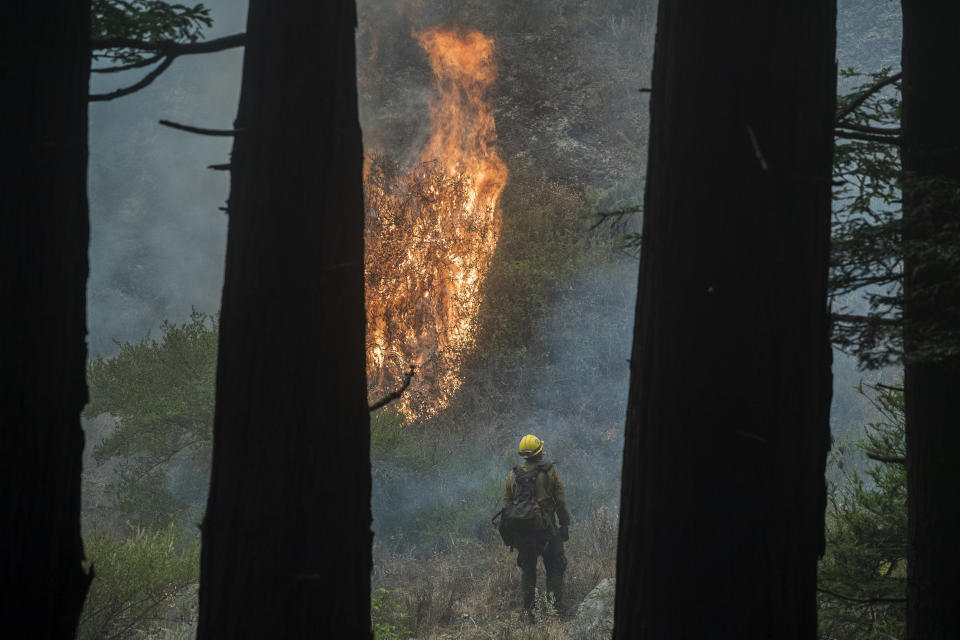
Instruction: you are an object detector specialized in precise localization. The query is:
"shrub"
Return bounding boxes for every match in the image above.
[818,384,906,640]
[86,311,217,529]
[79,523,200,640]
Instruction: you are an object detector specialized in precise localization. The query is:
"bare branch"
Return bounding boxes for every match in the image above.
[368,367,416,412]
[159,120,243,136]
[835,72,902,122]
[92,53,164,73]
[89,55,175,101]
[208,164,231,171]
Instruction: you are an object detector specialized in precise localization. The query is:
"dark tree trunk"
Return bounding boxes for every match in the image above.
[0,3,93,637]
[900,3,960,639]
[614,2,836,638]
[0,3,93,638]
[195,1,370,637]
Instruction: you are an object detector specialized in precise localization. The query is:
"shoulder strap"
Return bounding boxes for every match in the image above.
[512,466,523,492]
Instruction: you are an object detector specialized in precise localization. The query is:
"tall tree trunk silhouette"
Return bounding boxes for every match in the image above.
[900,3,960,639]
[614,2,836,638]
[196,1,369,637]
[0,3,93,638]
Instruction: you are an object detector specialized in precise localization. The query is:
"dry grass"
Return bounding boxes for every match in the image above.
[372,506,617,639]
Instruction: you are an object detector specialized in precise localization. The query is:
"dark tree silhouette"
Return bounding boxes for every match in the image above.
[900,3,960,639]
[195,1,370,637]
[613,2,836,638]
[0,3,94,637]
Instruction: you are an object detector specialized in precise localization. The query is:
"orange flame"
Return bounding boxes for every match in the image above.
[364,27,507,420]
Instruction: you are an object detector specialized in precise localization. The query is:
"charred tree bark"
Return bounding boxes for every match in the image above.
[0,3,93,638]
[614,2,836,638]
[900,3,960,639]
[195,1,370,638]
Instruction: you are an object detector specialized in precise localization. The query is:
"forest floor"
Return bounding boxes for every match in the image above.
[372,507,618,639]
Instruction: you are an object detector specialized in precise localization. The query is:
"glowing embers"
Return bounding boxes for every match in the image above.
[364,28,507,420]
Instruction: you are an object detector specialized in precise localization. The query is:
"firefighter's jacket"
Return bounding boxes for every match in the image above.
[503,459,571,528]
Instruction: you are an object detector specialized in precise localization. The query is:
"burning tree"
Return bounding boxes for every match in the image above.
[364,27,507,420]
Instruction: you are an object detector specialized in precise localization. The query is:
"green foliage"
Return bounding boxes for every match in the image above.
[472,172,621,379]
[582,179,643,254]
[831,68,960,368]
[92,1,212,64]
[79,524,200,640]
[831,68,904,369]
[819,385,906,640]
[86,310,217,528]
[372,588,413,640]
[370,408,409,458]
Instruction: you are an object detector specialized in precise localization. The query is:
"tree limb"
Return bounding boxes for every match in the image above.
[835,72,902,122]
[159,120,243,136]
[91,33,246,56]
[92,52,164,73]
[831,313,901,326]
[368,367,416,412]
[89,34,246,102]
[836,120,902,136]
[874,382,904,392]
[817,587,906,604]
[89,54,175,101]
[866,452,906,465]
[836,130,901,145]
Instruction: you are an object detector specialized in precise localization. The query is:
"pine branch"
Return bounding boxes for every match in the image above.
[836,120,902,136]
[831,313,901,326]
[866,452,906,465]
[836,130,901,145]
[835,72,902,122]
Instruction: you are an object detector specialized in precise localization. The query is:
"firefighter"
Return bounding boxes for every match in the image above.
[503,434,571,616]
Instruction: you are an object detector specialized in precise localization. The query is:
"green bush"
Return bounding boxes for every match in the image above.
[818,385,906,640]
[86,311,217,529]
[79,523,200,640]
[372,588,413,640]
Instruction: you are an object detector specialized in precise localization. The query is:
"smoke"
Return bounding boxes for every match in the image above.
[86,0,247,357]
[360,0,652,545]
[370,256,638,544]
[837,0,902,74]
[81,0,904,546]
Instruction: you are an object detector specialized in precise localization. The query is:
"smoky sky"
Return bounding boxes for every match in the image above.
[87,0,247,357]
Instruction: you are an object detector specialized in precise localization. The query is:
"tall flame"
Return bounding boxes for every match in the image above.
[364,27,507,420]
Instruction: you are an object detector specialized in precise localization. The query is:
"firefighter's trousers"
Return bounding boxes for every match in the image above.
[516,528,566,611]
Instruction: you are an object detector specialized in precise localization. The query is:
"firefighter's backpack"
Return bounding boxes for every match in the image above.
[493,462,552,547]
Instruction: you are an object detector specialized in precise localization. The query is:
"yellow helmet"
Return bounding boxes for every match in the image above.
[518,434,544,458]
